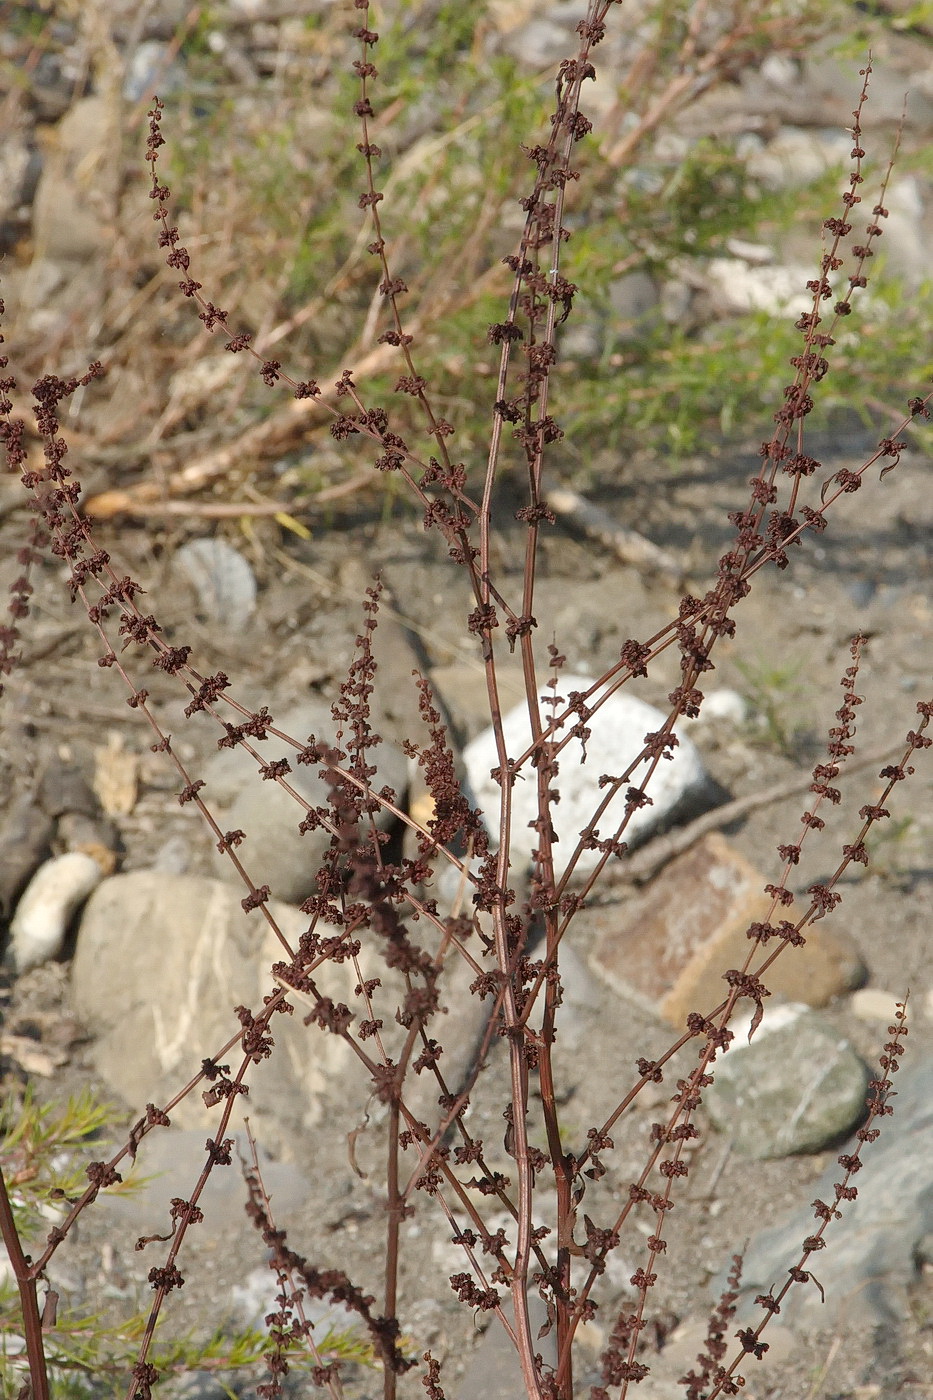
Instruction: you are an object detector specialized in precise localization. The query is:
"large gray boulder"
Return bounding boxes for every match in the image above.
[705,1004,870,1158]
[71,872,360,1154]
[719,1058,933,1330]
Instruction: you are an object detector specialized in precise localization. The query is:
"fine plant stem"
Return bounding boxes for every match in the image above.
[0,1164,51,1400]
[384,1096,401,1400]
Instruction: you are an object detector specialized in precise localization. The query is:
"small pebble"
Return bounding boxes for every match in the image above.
[850,987,905,1023]
[8,851,105,973]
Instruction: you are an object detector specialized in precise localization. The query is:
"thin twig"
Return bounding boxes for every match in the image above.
[542,474,685,586]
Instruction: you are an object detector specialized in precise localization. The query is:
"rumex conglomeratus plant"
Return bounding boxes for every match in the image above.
[0,5,930,1398]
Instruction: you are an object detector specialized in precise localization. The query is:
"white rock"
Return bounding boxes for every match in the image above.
[230,1266,362,1337]
[72,872,411,1149]
[705,257,813,317]
[746,126,851,190]
[176,537,257,630]
[724,237,774,264]
[463,674,711,878]
[759,53,798,89]
[850,988,905,1024]
[725,1001,809,1048]
[8,851,105,973]
[880,176,926,289]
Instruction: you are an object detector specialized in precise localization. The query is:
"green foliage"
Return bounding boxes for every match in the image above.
[555,262,933,461]
[0,1295,374,1400]
[619,139,769,269]
[0,1091,374,1396]
[5,0,927,487]
[0,1088,123,1239]
[734,654,814,757]
[833,0,933,46]
[3,3,51,42]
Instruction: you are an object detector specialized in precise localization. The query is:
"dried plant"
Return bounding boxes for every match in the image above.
[0,5,929,1400]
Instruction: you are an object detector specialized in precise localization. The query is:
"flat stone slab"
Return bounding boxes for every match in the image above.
[587,834,865,1026]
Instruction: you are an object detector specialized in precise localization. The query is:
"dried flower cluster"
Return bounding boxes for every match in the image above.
[0,5,929,1400]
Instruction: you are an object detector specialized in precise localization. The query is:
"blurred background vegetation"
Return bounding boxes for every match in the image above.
[1,0,932,521]
[0,1087,375,1396]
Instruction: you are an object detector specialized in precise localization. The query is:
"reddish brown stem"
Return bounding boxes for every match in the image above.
[0,1165,51,1400]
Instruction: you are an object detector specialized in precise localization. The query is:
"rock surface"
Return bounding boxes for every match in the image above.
[32,95,120,262]
[8,851,105,973]
[203,698,408,905]
[176,537,258,631]
[705,1004,870,1158]
[449,1294,556,1400]
[586,834,865,1026]
[96,1126,314,1241]
[463,675,715,879]
[72,872,359,1151]
[723,1058,933,1329]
